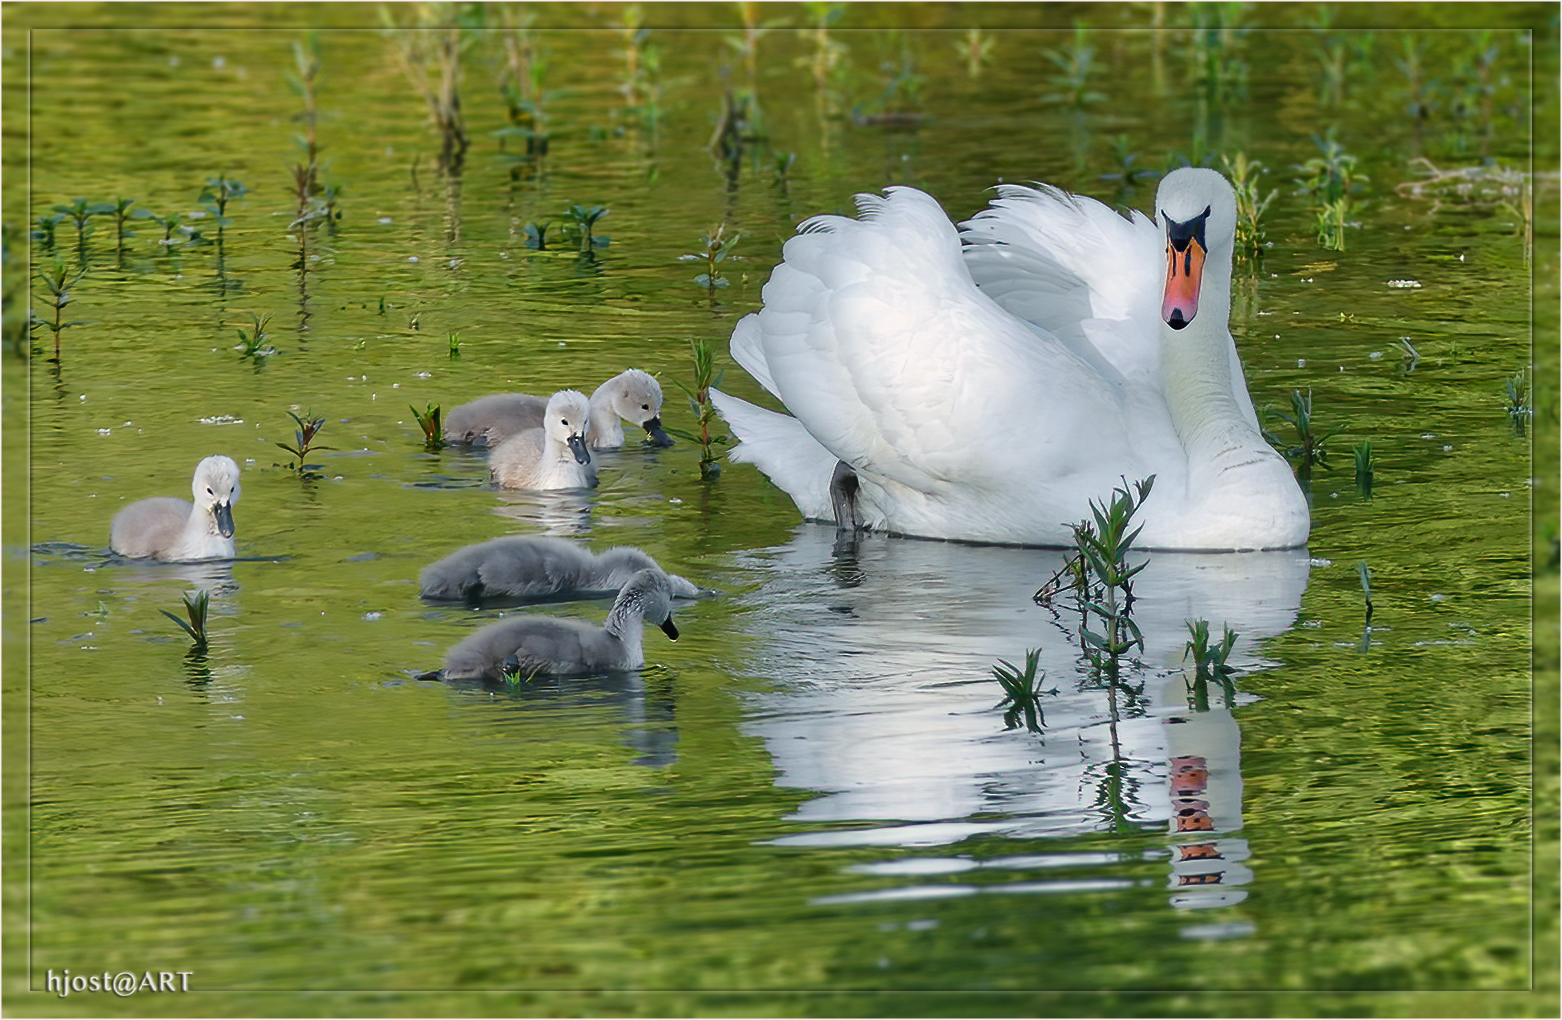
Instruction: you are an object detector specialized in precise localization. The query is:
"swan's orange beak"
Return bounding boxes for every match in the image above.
[1162,235,1206,331]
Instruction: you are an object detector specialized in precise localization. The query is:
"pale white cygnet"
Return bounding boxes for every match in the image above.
[439,568,680,679]
[419,535,700,603]
[110,455,241,562]
[488,390,598,491]
[445,369,672,449]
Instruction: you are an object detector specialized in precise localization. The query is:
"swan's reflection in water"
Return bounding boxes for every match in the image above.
[728,525,1308,922]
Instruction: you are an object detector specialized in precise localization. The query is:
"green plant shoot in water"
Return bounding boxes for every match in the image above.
[1221,151,1277,254]
[1185,619,1238,680]
[561,204,610,252]
[1353,439,1374,492]
[274,410,333,479]
[411,402,444,450]
[681,224,741,307]
[667,338,730,480]
[1263,388,1342,478]
[993,649,1055,733]
[159,590,211,650]
[33,258,87,363]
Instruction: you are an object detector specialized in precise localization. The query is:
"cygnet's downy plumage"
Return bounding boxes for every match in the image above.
[488,390,598,490]
[419,535,700,603]
[445,369,673,449]
[439,568,680,679]
[110,455,242,562]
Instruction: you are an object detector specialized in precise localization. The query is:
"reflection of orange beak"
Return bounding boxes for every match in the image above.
[1162,236,1207,330]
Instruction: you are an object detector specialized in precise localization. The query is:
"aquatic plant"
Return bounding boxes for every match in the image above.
[561,204,610,253]
[1353,439,1374,492]
[956,26,995,78]
[1220,152,1276,254]
[1397,337,1421,372]
[497,13,554,161]
[802,1,849,115]
[107,197,153,250]
[1101,136,1161,197]
[1358,561,1374,626]
[993,649,1054,733]
[411,402,444,450]
[54,198,112,261]
[667,338,731,481]
[159,589,211,650]
[1504,369,1532,434]
[1073,476,1155,670]
[32,212,65,250]
[1185,1,1249,102]
[1185,619,1238,681]
[523,222,551,250]
[618,5,663,132]
[233,311,275,359]
[1040,24,1105,107]
[853,29,926,127]
[681,224,741,308]
[382,9,473,174]
[287,33,322,195]
[447,330,461,359]
[32,257,87,363]
[198,175,248,242]
[274,410,333,479]
[1263,389,1341,478]
[773,150,796,191]
[1296,130,1364,251]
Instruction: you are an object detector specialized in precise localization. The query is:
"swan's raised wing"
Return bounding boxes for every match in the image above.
[744,187,1124,495]
[961,183,1162,382]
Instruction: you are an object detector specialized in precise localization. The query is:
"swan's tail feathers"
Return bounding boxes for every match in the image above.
[729,315,780,398]
[709,389,837,521]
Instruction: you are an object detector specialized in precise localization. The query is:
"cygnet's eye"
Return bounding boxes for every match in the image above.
[642,404,650,411]
[560,418,568,426]
[206,487,214,496]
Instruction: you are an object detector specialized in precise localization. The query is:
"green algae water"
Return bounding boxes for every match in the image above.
[4,5,1551,1017]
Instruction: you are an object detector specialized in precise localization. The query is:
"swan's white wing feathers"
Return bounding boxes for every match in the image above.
[962,184,1162,379]
[748,187,1124,497]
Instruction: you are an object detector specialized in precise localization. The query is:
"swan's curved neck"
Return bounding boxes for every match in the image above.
[605,599,645,658]
[588,385,625,445]
[1159,252,1262,478]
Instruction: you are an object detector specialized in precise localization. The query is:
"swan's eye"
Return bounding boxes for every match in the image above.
[642,404,650,410]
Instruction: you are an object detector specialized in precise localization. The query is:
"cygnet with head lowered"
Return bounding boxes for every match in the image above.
[419,535,700,603]
[487,389,598,491]
[110,455,242,562]
[444,369,673,449]
[438,568,681,680]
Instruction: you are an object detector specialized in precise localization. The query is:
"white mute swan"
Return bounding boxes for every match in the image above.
[438,568,680,679]
[446,369,673,449]
[419,535,700,602]
[110,455,241,561]
[488,390,598,491]
[710,167,1309,551]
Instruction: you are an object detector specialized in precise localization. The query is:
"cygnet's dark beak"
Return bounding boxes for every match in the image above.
[659,616,680,641]
[213,501,235,538]
[642,416,675,447]
[566,434,591,465]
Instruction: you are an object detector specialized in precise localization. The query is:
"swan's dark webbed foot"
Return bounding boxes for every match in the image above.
[829,460,868,533]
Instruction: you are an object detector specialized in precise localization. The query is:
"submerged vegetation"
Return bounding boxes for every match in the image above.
[1263,389,1342,479]
[668,337,730,480]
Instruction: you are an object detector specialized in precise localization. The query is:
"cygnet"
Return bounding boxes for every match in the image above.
[445,369,673,449]
[488,390,598,490]
[420,535,700,603]
[110,455,241,562]
[439,568,680,679]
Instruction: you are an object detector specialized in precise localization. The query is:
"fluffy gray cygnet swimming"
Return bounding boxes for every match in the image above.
[439,568,680,679]
[444,369,673,449]
[419,535,700,603]
[109,455,241,562]
[487,390,598,490]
